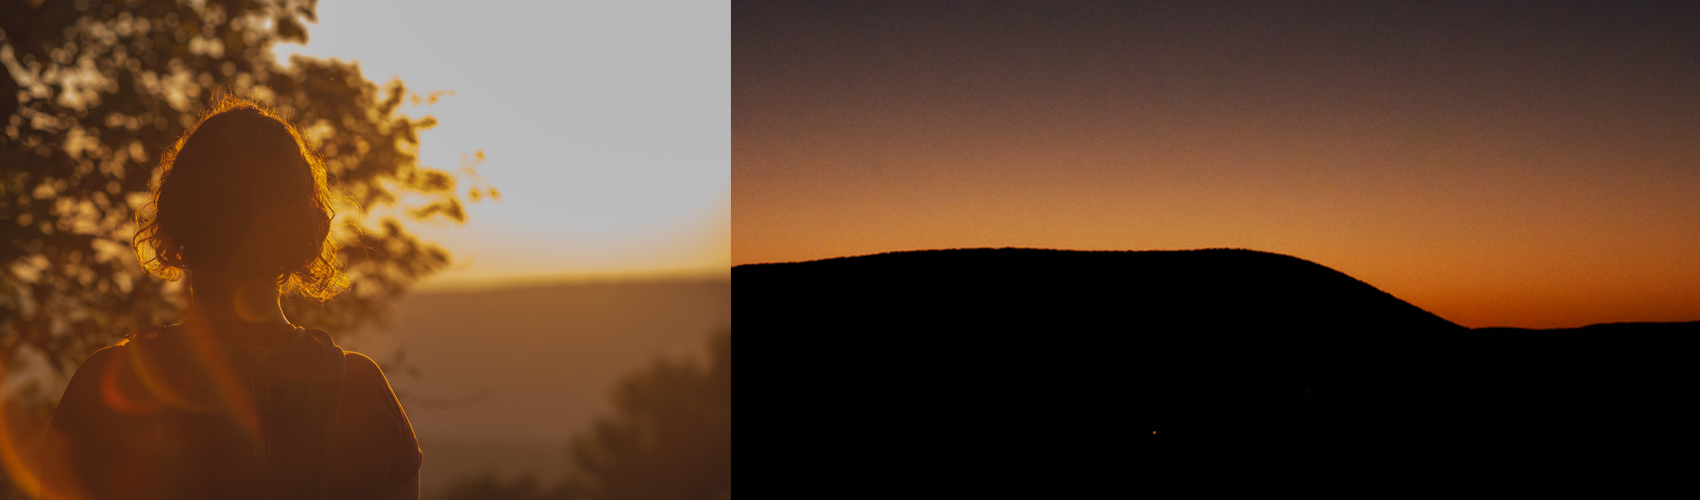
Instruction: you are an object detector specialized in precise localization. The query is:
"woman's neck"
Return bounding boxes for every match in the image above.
[188,274,291,325]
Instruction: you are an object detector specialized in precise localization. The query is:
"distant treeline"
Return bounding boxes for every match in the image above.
[433,329,730,500]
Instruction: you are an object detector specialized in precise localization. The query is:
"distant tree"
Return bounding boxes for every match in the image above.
[0,0,488,378]
[433,472,555,500]
[562,328,732,500]
[435,329,733,500]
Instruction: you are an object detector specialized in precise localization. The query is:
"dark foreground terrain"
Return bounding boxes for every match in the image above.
[739,248,1697,490]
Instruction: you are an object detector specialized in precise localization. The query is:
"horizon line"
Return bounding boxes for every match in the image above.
[734,246,1279,267]
[413,267,730,294]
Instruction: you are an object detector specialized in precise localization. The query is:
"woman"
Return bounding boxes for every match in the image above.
[37,97,421,499]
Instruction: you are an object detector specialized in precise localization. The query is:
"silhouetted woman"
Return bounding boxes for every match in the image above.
[38,97,421,500]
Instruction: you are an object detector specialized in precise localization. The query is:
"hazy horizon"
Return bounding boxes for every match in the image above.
[411,266,731,293]
[350,280,730,496]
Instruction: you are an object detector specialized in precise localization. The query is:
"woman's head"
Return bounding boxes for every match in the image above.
[136,96,344,301]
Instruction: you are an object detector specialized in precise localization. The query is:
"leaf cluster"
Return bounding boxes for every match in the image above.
[0,0,481,376]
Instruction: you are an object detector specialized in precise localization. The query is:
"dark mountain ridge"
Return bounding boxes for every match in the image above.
[740,246,1462,330]
[739,248,1698,489]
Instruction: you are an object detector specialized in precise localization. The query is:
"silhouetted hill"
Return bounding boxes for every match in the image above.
[738,248,1698,490]
[740,246,1462,332]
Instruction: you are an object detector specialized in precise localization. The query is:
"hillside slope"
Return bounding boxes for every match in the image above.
[737,248,1698,488]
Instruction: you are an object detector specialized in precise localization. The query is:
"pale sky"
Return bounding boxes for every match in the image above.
[274,0,729,289]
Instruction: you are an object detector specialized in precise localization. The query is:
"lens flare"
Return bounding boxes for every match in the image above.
[0,351,67,499]
[116,311,266,446]
[98,350,165,416]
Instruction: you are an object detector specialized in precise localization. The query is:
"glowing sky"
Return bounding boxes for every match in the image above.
[274,0,730,289]
[734,2,1700,328]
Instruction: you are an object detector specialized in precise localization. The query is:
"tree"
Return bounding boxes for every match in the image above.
[436,473,553,500]
[432,329,732,500]
[563,328,732,500]
[0,0,485,379]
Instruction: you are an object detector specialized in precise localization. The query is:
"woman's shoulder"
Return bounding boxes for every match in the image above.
[52,327,171,425]
[63,343,125,390]
[67,323,167,377]
[122,324,171,342]
[326,348,422,496]
[83,324,391,389]
[337,350,403,407]
[340,351,387,383]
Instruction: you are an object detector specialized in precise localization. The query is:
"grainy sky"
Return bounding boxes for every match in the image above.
[734,1,1700,328]
[276,0,730,289]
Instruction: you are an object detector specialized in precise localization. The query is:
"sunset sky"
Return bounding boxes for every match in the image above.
[734,1,1700,328]
[275,0,730,289]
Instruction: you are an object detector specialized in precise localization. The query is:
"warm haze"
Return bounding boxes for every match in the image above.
[277,0,730,289]
[734,1,1700,329]
[0,1,730,497]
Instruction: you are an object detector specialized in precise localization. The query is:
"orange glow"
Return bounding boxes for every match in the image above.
[735,118,1700,328]
[735,2,1700,329]
[109,313,265,441]
[0,353,80,500]
[29,318,276,499]
[736,165,1700,328]
[173,310,263,439]
[99,353,165,416]
[0,375,39,499]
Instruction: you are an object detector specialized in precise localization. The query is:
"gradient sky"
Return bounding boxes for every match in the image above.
[275,0,730,289]
[734,1,1700,328]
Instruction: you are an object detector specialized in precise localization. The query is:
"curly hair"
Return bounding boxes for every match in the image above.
[134,95,346,301]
